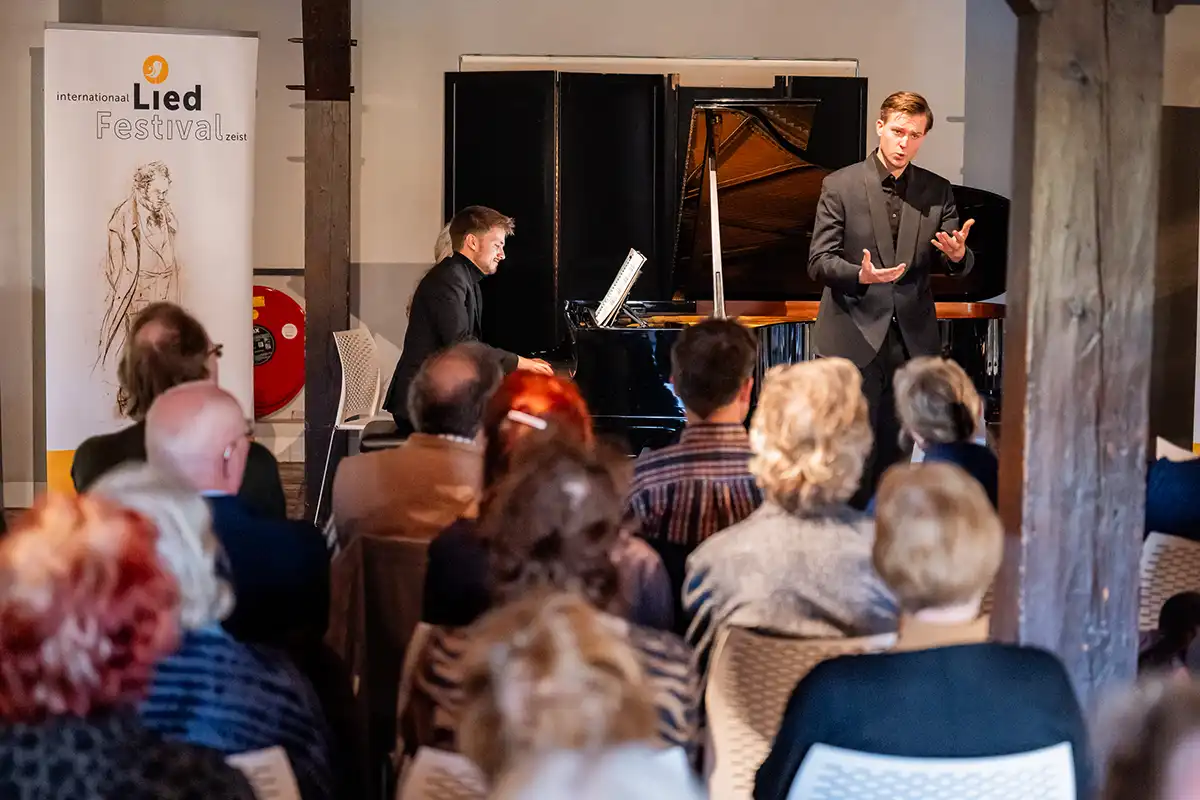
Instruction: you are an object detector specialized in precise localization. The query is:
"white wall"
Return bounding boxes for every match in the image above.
[1166,6,1200,109]
[0,0,59,506]
[964,0,1018,199]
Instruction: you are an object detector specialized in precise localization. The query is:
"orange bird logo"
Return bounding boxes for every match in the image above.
[143,55,169,84]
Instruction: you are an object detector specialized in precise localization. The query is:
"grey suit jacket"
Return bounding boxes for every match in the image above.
[808,154,974,367]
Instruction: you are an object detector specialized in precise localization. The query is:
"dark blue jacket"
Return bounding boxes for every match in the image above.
[868,441,998,513]
[207,494,330,645]
[1146,456,1200,539]
[755,643,1090,800]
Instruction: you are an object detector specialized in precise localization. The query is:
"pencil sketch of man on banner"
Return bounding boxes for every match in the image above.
[96,160,181,369]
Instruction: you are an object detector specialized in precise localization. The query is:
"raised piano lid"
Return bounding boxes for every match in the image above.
[672,98,1009,303]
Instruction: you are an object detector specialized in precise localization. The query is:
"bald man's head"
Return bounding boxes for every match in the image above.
[407,342,502,438]
[145,381,251,494]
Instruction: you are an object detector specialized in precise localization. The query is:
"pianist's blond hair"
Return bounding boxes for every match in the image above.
[880,91,933,133]
[748,358,871,513]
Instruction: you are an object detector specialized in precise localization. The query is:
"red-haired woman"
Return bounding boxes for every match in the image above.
[0,493,254,798]
[422,371,672,630]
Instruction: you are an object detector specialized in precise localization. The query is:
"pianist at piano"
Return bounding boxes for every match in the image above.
[809,91,976,496]
[441,71,1008,461]
[381,206,553,436]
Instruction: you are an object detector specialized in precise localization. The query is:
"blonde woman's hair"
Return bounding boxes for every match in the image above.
[90,463,234,630]
[434,222,454,263]
[873,462,1002,612]
[457,591,657,782]
[748,358,872,513]
[894,356,983,446]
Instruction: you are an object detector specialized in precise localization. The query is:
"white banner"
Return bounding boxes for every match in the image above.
[43,25,258,490]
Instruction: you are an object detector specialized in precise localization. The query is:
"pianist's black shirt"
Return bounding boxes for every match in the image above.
[381,252,519,424]
[873,149,909,249]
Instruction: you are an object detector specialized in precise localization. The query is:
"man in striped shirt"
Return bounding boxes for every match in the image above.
[625,320,764,628]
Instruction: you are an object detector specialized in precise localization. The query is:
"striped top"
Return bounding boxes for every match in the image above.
[140,625,334,800]
[625,423,763,547]
[404,613,701,760]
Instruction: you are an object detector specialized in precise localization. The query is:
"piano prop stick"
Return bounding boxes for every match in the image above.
[704,109,727,320]
[592,248,648,327]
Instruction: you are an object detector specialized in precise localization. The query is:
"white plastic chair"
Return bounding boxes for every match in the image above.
[787,741,1075,800]
[315,328,386,521]
[1139,532,1200,630]
[704,627,896,799]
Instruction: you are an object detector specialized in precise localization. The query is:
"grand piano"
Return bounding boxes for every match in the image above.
[444,72,1008,454]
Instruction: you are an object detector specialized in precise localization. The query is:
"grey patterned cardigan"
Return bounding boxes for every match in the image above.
[683,501,899,680]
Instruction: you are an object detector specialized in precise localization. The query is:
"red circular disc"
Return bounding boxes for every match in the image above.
[252,285,306,418]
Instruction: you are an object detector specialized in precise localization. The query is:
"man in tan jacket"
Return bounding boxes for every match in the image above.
[331,342,501,541]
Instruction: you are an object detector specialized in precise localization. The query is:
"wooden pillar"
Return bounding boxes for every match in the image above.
[300,0,352,521]
[995,0,1168,708]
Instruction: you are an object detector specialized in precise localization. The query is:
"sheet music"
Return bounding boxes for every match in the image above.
[398,748,487,800]
[595,248,647,327]
[227,747,303,800]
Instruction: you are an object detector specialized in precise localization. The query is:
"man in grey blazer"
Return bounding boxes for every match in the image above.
[808,91,976,499]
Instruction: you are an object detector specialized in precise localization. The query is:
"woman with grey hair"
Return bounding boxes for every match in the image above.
[91,464,335,800]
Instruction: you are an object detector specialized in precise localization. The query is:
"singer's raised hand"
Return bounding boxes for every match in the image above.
[932,218,975,263]
[858,249,906,284]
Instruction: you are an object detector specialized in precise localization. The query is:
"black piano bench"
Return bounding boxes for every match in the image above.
[358,419,407,453]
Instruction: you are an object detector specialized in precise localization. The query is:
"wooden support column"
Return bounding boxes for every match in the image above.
[301,0,352,522]
[995,0,1167,708]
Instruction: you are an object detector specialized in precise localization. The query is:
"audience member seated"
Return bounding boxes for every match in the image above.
[465,597,706,798]
[625,319,763,631]
[881,356,997,508]
[457,591,658,782]
[493,745,705,800]
[0,493,255,798]
[405,440,699,761]
[1146,444,1200,540]
[1139,592,1200,677]
[1100,677,1200,800]
[72,302,287,519]
[423,371,672,631]
[145,381,330,645]
[755,462,1090,800]
[683,359,897,679]
[331,342,501,542]
[92,464,335,800]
